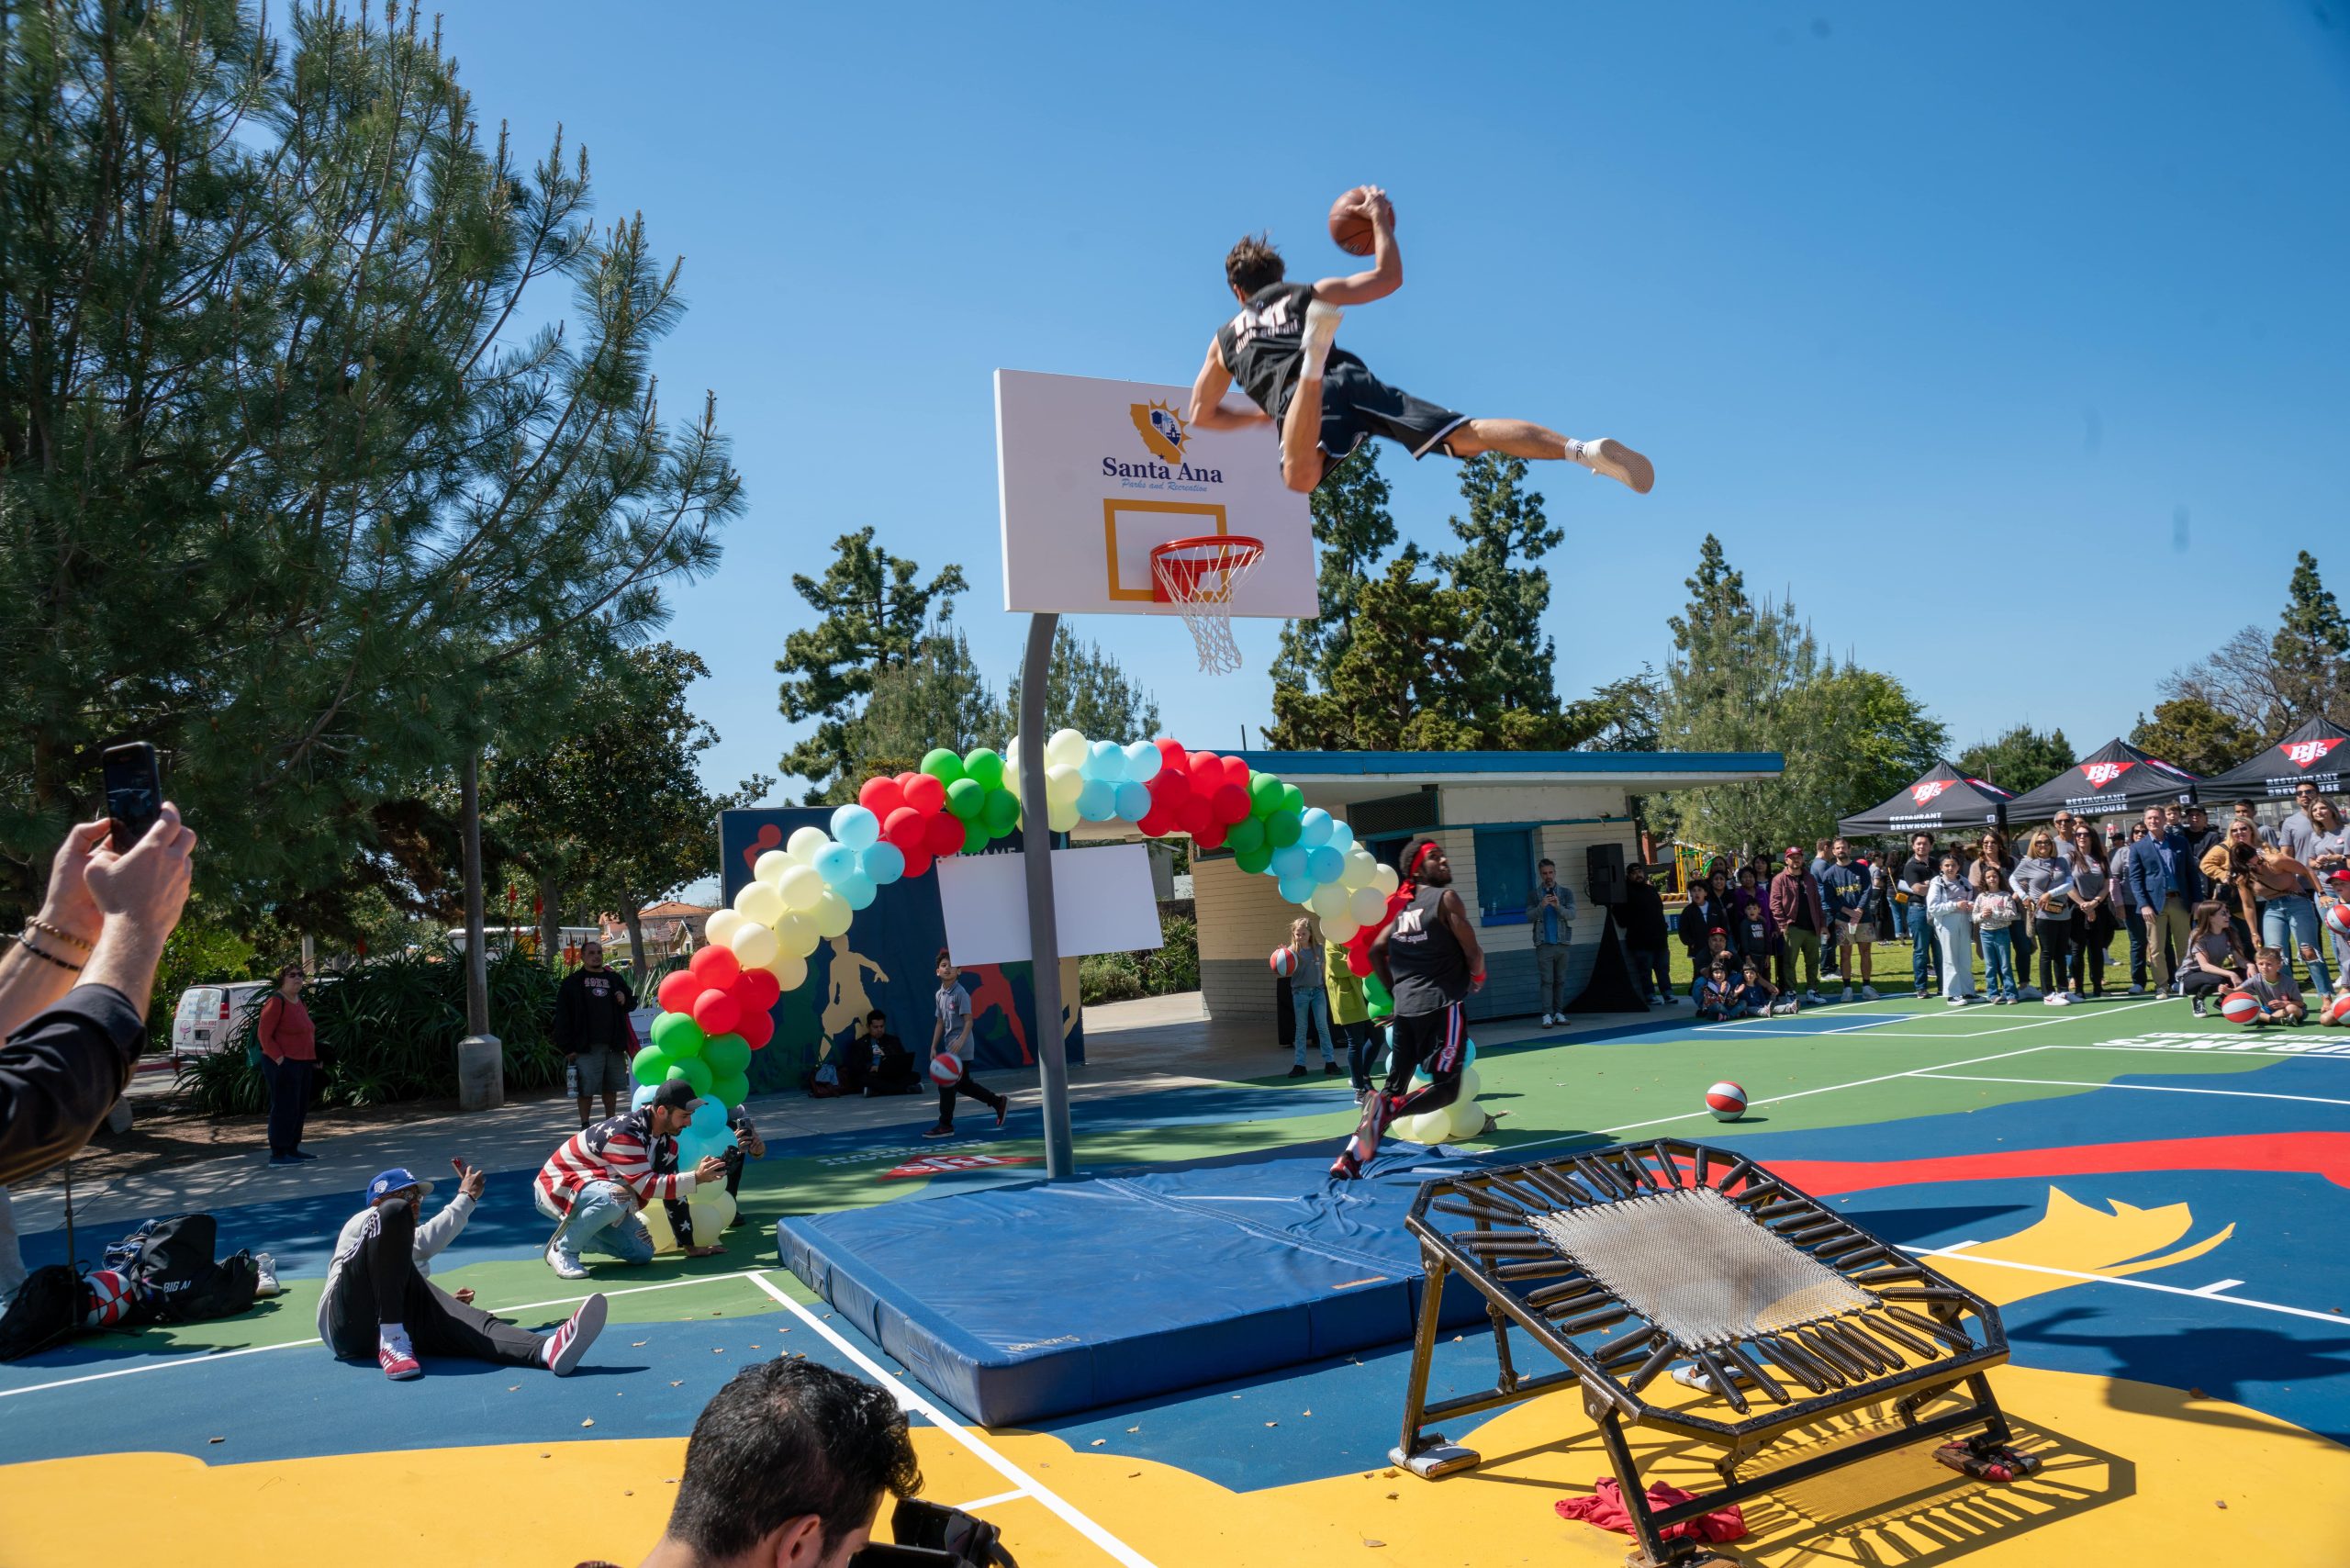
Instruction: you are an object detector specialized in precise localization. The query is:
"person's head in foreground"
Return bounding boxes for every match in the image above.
[643,1358,923,1568]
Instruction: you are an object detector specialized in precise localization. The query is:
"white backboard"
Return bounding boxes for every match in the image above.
[995,369,1318,617]
[934,844,1164,966]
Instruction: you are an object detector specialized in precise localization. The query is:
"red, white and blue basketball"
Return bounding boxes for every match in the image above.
[2327,902,2350,939]
[1270,946,1296,978]
[929,1051,965,1086]
[1705,1081,1747,1122]
[82,1269,132,1328]
[2219,990,2262,1025]
[2323,993,2350,1026]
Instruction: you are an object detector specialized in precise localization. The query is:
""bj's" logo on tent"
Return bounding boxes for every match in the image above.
[1910,780,1953,805]
[2081,761,2132,789]
[2286,738,2343,769]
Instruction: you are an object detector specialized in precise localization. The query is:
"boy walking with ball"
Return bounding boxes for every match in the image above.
[922,949,1010,1140]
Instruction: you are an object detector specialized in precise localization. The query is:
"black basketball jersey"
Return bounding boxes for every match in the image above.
[1214,282,1364,420]
[1385,881,1472,1015]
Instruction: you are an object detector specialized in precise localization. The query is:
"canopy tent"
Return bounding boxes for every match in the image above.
[2001,737,2200,823]
[2199,716,2350,801]
[1836,760,2014,837]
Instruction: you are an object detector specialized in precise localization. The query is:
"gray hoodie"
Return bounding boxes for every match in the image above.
[316,1190,476,1342]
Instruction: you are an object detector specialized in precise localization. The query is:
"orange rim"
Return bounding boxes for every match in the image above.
[1148,535,1264,603]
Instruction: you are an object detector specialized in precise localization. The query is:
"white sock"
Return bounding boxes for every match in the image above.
[380,1324,413,1358]
[1566,438,1588,462]
[1300,303,1340,376]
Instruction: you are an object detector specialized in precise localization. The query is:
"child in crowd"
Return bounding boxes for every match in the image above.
[1695,958,1739,1022]
[1738,957,1783,1017]
[1975,865,2022,1004]
[1926,853,1979,1006]
[1691,927,1735,1003]
[2177,902,2249,1018]
[2244,946,2307,1025]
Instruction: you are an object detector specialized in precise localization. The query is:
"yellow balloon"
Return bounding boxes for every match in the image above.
[728,921,779,970]
[703,908,744,948]
[1045,727,1088,769]
[685,1184,737,1243]
[734,879,785,927]
[1444,1096,1487,1141]
[767,950,808,991]
[1322,914,1359,944]
[754,849,796,887]
[640,1201,678,1254]
[1045,764,1083,805]
[1349,885,1388,924]
[778,864,826,912]
[787,826,831,862]
[1309,883,1349,919]
[1373,864,1400,896]
[811,889,852,938]
[1457,1065,1483,1103]
[1047,800,1080,834]
[777,911,821,958]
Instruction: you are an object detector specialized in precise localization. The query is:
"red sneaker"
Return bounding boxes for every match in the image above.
[379,1343,422,1381]
[543,1292,608,1376]
[1327,1149,1362,1182]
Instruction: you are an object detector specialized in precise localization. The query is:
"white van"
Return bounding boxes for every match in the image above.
[170,982,273,1064]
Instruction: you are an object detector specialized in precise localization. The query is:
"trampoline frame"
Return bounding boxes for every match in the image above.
[1392,1139,2016,1567]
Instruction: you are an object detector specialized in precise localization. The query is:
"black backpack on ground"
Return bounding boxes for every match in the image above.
[0,1264,82,1361]
[108,1213,260,1325]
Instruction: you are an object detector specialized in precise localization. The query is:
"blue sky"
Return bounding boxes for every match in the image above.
[440,2,2350,800]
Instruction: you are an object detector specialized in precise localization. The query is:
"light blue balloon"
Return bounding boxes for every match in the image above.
[1113,779,1151,822]
[1298,808,1334,848]
[829,803,880,850]
[631,1083,658,1111]
[1326,821,1355,856]
[1124,740,1162,782]
[1306,844,1345,883]
[837,869,878,910]
[1270,844,1309,880]
[1463,1037,1478,1068]
[813,843,860,883]
[860,840,905,884]
[1277,873,1316,903]
[1076,778,1117,821]
[1084,739,1127,781]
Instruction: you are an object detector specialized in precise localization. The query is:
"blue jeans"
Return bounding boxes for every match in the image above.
[542,1180,655,1266]
[2262,895,2334,992]
[1908,903,1940,990]
[1982,927,2018,996]
[1292,987,1335,1064]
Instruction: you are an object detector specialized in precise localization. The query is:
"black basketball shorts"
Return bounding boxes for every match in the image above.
[1282,361,1469,465]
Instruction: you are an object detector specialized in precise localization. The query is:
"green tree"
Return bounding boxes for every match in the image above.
[1267,548,1483,750]
[1270,446,1397,690]
[2271,550,2350,726]
[1436,454,1564,714]
[2132,697,2258,778]
[1956,724,2076,795]
[1005,626,1161,742]
[776,529,967,800]
[0,1,740,920]
[849,621,1008,792]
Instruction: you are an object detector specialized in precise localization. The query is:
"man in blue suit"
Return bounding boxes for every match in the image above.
[2124,803,2199,994]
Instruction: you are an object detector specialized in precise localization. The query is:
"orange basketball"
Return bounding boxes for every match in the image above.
[1328,187,1383,255]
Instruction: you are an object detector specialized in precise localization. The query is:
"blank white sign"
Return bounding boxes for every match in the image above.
[934,844,1165,965]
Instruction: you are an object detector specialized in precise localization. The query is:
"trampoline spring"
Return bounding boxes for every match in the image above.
[1752,1334,1836,1393]
[1884,1304,1978,1351]
[1614,1148,1662,1192]
[1852,1311,1939,1361]
[1450,1226,1545,1243]
[1600,1331,1667,1370]
[1537,1290,1610,1322]
[1810,1235,1883,1263]
[1791,1325,1871,1381]
[1522,1277,1600,1308]
[1693,1147,1713,1188]
[1649,1141,1686,1186]
[1624,1338,1681,1394]
[1554,1304,1634,1337]
[1752,1198,1817,1222]
[1716,1341,1790,1406]
[1774,1217,1847,1245]
[1432,1197,1527,1226]
[1493,1257,1582,1281]
[1817,1319,1899,1374]
[1490,1176,1559,1214]
[1518,1165,1595,1208]
[1872,1285,1970,1304]
[1690,1347,1751,1415]
[1573,1158,1636,1199]
[1845,1263,1929,1285]
[1455,1238,1561,1256]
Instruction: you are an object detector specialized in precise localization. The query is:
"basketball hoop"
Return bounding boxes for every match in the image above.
[1150,534,1264,674]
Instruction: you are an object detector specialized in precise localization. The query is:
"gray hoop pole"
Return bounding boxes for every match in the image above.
[1017,611,1076,1180]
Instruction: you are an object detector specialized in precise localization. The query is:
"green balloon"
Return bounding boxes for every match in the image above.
[921,747,965,784]
[981,786,1021,834]
[1279,783,1304,817]
[651,1011,706,1058]
[711,1072,752,1111]
[1248,774,1285,818]
[666,1055,714,1096]
[1225,816,1266,855]
[946,776,985,820]
[1363,972,1394,1019]
[964,747,1004,790]
[703,1033,751,1075]
[1235,845,1274,876]
[631,1046,671,1086]
[1265,811,1303,848]
[962,818,989,854]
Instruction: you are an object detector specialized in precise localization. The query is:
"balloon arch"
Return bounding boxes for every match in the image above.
[625,729,1411,1106]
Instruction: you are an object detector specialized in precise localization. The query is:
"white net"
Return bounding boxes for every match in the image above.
[1151,538,1262,675]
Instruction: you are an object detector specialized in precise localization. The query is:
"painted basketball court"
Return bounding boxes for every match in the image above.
[5,991,2347,1565]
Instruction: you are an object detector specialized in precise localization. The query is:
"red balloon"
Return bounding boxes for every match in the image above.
[903,773,947,814]
[1136,807,1171,838]
[692,988,741,1038]
[1154,736,1186,764]
[1179,795,1214,838]
[1223,755,1253,792]
[1187,750,1218,780]
[739,1009,775,1049]
[656,969,701,1014]
[859,775,906,816]
[925,812,964,855]
[732,967,781,1014]
[884,806,926,848]
[1211,781,1249,823]
[901,848,934,879]
[1150,765,1190,802]
[688,945,741,991]
[1194,819,1228,851]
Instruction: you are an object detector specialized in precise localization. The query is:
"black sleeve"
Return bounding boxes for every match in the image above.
[0,985,147,1188]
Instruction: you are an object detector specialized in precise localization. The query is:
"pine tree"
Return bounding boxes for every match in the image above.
[2271,551,2350,726]
[1004,627,1161,742]
[775,529,967,800]
[852,622,1008,790]
[1955,725,2075,794]
[1436,455,1564,712]
[1270,446,1396,690]
[1267,548,1483,750]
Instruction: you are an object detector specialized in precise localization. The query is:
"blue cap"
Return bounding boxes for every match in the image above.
[365,1167,434,1204]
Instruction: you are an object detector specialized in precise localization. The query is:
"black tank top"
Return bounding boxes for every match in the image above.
[1214,282,1366,420]
[1386,881,1471,1014]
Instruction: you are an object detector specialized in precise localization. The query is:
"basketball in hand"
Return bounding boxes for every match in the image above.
[1328,186,1386,255]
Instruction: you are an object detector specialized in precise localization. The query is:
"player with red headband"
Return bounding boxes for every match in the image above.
[1330,838,1485,1181]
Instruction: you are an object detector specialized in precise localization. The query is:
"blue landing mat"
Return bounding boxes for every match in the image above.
[777,1146,1485,1425]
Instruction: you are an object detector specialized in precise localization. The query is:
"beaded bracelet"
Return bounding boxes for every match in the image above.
[11,932,84,972]
[25,915,95,952]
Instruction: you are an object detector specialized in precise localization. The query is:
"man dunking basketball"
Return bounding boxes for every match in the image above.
[1185,187,1655,496]
[1331,839,1485,1182]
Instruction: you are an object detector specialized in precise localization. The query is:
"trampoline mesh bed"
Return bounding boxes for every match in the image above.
[1393,1140,2018,1566]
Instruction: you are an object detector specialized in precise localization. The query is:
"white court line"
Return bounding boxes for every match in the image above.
[0,1269,755,1402]
[1914,1071,2350,1108]
[1695,1012,1922,1035]
[1904,1245,2347,1326]
[954,1488,1033,1512]
[2192,1280,2246,1296]
[1703,997,2170,1042]
[2050,1041,2350,1060]
[745,1271,1158,1568]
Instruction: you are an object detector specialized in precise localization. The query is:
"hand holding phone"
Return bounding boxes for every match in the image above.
[102,743,163,853]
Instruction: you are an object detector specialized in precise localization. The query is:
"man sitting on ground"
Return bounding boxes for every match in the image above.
[534,1079,724,1281]
[323,1159,605,1382]
[859,1009,923,1097]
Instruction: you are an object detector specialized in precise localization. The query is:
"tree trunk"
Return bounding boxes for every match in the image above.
[462,751,489,1036]
[538,867,561,969]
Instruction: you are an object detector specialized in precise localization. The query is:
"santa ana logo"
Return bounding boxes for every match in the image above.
[1130,400,1187,464]
[2081,761,2132,789]
[2287,738,2343,769]
[1910,779,1953,806]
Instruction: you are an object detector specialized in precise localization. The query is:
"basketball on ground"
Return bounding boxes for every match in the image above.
[2324,993,2350,1025]
[1270,946,1296,978]
[1328,187,1382,255]
[1705,1081,1747,1122]
[929,1052,965,1086]
[83,1269,132,1328]
[2219,990,2262,1025]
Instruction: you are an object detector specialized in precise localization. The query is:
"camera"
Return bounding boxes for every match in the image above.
[849,1498,1016,1567]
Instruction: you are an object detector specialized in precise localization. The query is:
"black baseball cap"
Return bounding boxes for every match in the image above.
[650,1080,704,1114]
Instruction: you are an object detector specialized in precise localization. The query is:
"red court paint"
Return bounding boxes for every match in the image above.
[880,1153,1042,1181]
[1756,1133,2350,1196]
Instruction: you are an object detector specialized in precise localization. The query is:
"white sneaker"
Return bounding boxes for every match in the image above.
[1945,995,1968,1007]
[1300,300,1343,375]
[545,1243,588,1282]
[1805,991,1824,1005]
[1841,987,1856,1003]
[1822,970,1843,985]
[1574,436,1656,495]
[253,1253,282,1297]
[1860,984,1880,1002]
[1541,1013,1556,1026]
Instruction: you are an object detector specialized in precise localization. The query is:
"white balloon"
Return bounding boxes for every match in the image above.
[787,826,831,862]
[1047,800,1080,834]
[1309,883,1350,919]
[1322,914,1359,944]
[734,879,785,927]
[1458,1064,1483,1103]
[1444,1095,1487,1141]
[1373,864,1400,896]
[1046,764,1084,805]
[767,950,808,991]
[1349,885,1388,924]
[776,911,821,958]
[729,921,779,969]
[778,864,826,912]
[1003,735,1022,778]
[704,908,744,947]
[1124,741,1162,782]
[811,889,852,938]
[755,849,796,886]
[1045,728,1089,769]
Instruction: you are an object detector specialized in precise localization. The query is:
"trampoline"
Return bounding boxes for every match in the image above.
[1393,1139,2020,1566]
